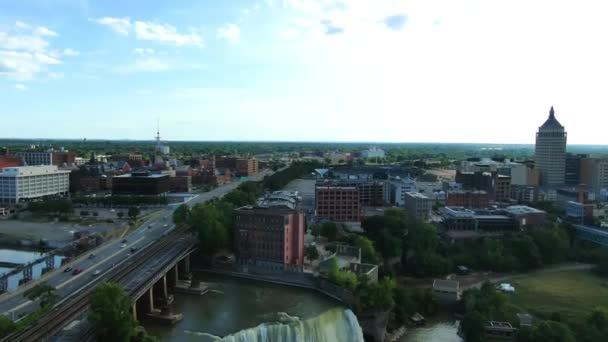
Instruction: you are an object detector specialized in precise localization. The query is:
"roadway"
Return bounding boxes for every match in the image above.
[0,170,271,321]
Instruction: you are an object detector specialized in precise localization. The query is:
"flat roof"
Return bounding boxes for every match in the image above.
[405,192,430,199]
[114,173,168,178]
[505,205,545,214]
[433,279,459,291]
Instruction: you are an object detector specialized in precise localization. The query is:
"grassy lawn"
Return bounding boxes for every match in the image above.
[509,270,608,325]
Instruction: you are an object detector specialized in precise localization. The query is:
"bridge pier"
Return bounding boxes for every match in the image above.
[132,303,138,322]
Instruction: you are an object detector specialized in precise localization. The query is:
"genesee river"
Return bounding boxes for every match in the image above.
[147,273,460,342]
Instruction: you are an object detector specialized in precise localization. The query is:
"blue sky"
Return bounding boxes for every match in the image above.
[1,0,607,144]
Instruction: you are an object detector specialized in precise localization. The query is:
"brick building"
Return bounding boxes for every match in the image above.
[236,158,259,176]
[495,175,512,202]
[446,190,490,208]
[234,206,305,272]
[315,184,361,222]
[16,150,75,166]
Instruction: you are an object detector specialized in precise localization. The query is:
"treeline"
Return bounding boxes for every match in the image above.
[460,282,608,342]
[28,199,73,214]
[72,195,168,207]
[262,160,322,191]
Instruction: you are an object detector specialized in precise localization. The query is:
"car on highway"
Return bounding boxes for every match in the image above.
[72,268,82,275]
[163,224,168,227]
[92,270,101,276]
[120,243,127,248]
[64,267,73,273]
[88,253,95,259]
[122,239,128,243]
[148,224,153,229]
[130,247,138,253]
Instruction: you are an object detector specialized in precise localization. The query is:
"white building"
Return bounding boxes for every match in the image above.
[0,166,70,204]
[404,192,432,220]
[361,147,385,159]
[384,177,417,206]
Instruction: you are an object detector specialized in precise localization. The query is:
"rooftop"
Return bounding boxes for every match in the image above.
[0,165,70,176]
[114,172,168,179]
[539,106,565,130]
[505,205,545,215]
[405,192,430,199]
[432,279,460,291]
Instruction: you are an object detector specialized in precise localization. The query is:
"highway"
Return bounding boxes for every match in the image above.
[0,170,270,321]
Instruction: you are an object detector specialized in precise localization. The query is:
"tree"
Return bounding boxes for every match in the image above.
[321,222,338,241]
[117,211,124,219]
[305,245,319,261]
[0,316,16,338]
[127,206,140,221]
[172,204,190,224]
[23,283,58,308]
[357,277,395,312]
[355,236,379,264]
[587,306,608,331]
[189,203,228,255]
[89,282,135,342]
[530,320,576,342]
[461,311,486,342]
[311,224,321,239]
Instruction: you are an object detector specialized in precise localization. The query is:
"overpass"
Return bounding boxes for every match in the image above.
[574,224,608,246]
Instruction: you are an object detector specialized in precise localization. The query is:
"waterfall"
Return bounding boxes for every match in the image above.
[219,308,364,342]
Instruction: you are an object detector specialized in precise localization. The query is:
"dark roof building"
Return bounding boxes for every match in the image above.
[112,171,169,195]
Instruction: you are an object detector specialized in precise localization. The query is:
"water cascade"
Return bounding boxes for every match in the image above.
[219,308,364,342]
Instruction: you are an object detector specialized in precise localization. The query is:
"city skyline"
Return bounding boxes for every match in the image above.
[1,1,607,144]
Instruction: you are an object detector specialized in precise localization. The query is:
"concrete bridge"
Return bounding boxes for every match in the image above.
[574,224,608,247]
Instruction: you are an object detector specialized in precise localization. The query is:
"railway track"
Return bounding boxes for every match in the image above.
[3,227,189,342]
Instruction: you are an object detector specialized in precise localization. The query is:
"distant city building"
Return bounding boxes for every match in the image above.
[565,153,587,186]
[234,206,305,272]
[580,157,608,195]
[315,184,361,222]
[503,205,547,227]
[16,150,75,167]
[495,175,512,202]
[168,175,192,193]
[404,192,432,220]
[112,171,170,195]
[236,158,259,177]
[535,106,567,186]
[384,177,417,206]
[361,147,385,159]
[0,153,23,171]
[446,190,490,208]
[0,165,70,204]
[566,201,593,224]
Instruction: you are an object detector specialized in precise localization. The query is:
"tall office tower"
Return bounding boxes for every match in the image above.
[535,106,567,186]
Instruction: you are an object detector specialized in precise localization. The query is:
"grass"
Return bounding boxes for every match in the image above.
[509,270,608,325]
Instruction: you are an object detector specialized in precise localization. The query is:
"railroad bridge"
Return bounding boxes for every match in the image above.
[574,224,608,247]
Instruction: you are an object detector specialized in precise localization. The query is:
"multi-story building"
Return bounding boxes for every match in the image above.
[236,158,259,176]
[455,171,495,196]
[503,205,547,227]
[0,154,23,171]
[0,166,70,204]
[16,150,75,167]
[404,192,432,220]
[565,153,587,186]
[580,157,608,195]
[168,176,192,193]
[446,190,490,208]
[315,184,361,222]
[111,154,144,162]
[234,206,305,272]
[384,177,417,206]
[535,106,567,186]
[112,171,170,195]
[361,147,385,159]
[495,175,511,202]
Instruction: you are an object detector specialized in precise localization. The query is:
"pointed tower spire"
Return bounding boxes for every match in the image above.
[549,106,555,118]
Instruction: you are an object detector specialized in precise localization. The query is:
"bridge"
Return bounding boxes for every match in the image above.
[573,224,608,247]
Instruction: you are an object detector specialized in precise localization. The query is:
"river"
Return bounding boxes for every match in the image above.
[0,247,64,290]
[147,273,461,342]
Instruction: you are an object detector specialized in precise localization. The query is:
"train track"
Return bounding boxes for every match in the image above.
[3,227,189,342]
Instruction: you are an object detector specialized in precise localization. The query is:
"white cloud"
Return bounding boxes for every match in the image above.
[217,23,241,44]
[133,48,155,55]
[0,22,62,81]
[62,48,80,56]
[133,58,168,72]
[14,84,27,91]
[91,17,132,36]
[134,21,203,47]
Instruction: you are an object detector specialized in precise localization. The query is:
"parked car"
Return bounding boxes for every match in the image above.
[130,247,138,253]
[120,243,127,248]
[122,239,127,243]
[88,253,95,259]
[72,268,82,275]
[163,224,168,227]
[64,267,73,273]
[92,270,101,276]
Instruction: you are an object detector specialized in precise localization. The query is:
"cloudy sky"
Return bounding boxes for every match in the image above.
[1,0,606,144]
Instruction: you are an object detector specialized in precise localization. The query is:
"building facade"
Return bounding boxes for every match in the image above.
[495,175,512,202]
[404,192,432,220]
[234,206,305,272]
[16,150,75,167]
[580,157,608,195]
[112,171,170,195]
[0,166,70,204]
[361,147,385,159]
[565,153,587,186]
[446,190,490,208]
[315,185,361,222]
[236,158,259,176]
[535,107,567,186]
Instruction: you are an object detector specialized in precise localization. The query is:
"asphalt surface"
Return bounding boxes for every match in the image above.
[0,170,271,321]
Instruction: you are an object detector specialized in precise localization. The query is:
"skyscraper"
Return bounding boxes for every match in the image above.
[535,106,567,186]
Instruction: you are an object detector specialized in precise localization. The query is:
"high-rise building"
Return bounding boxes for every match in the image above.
[580,157,608,195]
[535,107,567,186]
[315,184,361,222]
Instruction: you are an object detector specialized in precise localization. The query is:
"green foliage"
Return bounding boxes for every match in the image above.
[263,160,322,191]
[463,282,510,321]
[327,257,358,290]
[357,277,395,312]
[530,226,570,264]
[0,315,16,337]
[23,283,58,308]
[127,206,140,220]
[321,222,338,241]
[89,282,135,342]
[410,252,453,277]
[355,236,379,264]
[529,320,576,342]
[305,245,319,261]
[117,211,124,219]
[189,203,229,255]
[28,199,72,214]
[362,209,407,259]
[222,189,257,207]
[73,195,168,207]
[172,204,190,224]
[310,224,321,238]
[461,311,486,342]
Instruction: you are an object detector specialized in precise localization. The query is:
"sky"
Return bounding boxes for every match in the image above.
[1,0,607,144]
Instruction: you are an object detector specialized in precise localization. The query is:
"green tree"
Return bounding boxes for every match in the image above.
[461,311,486,342]
[0,316,16,338]
[89,282,135,342]
[23,283,58,308]
[305,245,319,261]
[189,203,228,255]
[357,277,395,312]
[355,236,379,264]
[587,306,608,331]
[127,206,140,221]
[321,222,338,241]
[117,211,124,219]
[172,204,190,224]
[311,224,321,239]
[530,320,575,342]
